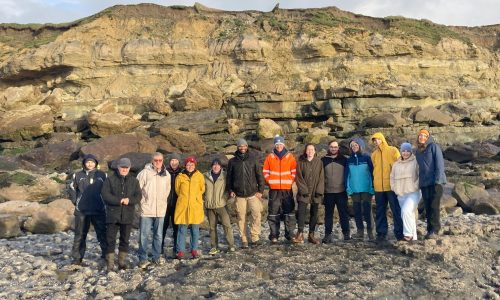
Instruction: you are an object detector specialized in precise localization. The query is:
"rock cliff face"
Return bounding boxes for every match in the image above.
[0,3,499,154]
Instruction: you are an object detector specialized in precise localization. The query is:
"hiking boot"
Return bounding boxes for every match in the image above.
[152,257,165,266]
[176,252,185,260]
[105,253,114,273]
[191,250,200,259]
[367,230,374,241]
[209,248,220,255]
[271,238,279,245]
[228,247,236,253]
[308,232,320,245]
[118,251,128,270]
[343,233,352,241]
[292,232,304,244]
[71,258,82,266]
[241,242,249,249]
[251,239,263,247]
[376,235,387,243]
[425,232,437,240]
[322,234,333,244]
[138,260,150,269]
[354,231,364,240]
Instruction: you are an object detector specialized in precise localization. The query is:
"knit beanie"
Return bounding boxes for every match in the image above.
[400,142,412,152]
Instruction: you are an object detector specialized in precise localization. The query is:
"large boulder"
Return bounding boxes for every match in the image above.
[475,142,500,159]
[470,197,499,215]
[303,128,330,144]
[0,105,54,141]
[18,140,79,171]
[23,205,73,234]
[0,214,22,238]
[0,200,41,217]
[452,182,490,211]
[414,106,453,126]
[361,113,405,128]
[108,152,153,174]
[0,85,43,110]
[152,109,227,135]
[47,198,75,216]
[257,119,282,139]
[80,133,157,164]
[443,144,478,163]
[157,128,206,156]
[173,81,224,111]
[87,111,141,137]
[441,194,458,209]
[0,172,62,202]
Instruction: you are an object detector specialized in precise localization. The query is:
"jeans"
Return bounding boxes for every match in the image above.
[375,191,403,240]
[176,224,200,253]
[323,192,350,235]
[398,191,421,240]
[297,202,319,233]
[351,192,373,233]
[138,217,165,261]
[421,184,443,234]
[267,189,295,240]
[71,212,107,260]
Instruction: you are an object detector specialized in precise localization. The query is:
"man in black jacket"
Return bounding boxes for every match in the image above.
[102,157,142,272]
[69,154,107,265]
[226,139,265,248]
[161,153,182,257]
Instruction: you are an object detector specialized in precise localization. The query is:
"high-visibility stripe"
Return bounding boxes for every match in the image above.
[268,179,293,185]
[269,171,291,176]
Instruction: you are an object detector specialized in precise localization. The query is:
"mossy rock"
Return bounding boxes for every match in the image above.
[0,172,37,188]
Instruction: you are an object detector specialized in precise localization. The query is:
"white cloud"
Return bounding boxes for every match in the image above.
[0,0,25,20]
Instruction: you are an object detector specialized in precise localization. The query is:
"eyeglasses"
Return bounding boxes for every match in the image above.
[153,159,163,162]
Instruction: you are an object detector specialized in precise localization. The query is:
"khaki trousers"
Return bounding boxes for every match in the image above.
[235,195,262,243]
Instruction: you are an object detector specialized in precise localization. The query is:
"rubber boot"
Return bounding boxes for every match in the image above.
[118,251,128,270]
[106,253,114,273]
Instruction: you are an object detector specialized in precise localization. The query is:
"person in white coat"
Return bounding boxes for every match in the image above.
[390,143,420,241]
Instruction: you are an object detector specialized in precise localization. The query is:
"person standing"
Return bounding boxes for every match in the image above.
[136,152,171,268]
[292,144,324,244]
[174,156,205,259]
[226,139,265,248]
[101,158,141,272]
[415,129,447,239]
[391,143,420,241]
[69,154,107,265]
[263,135,297,244]
[371,132,404,241]
[321,140,351,243]
[345,138,375,240]
[204,159,235,254]
[161,153,182,257]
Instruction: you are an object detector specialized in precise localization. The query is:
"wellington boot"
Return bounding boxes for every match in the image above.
[118,251,128,270]
[106,253,114,273]
[308,232,320,245]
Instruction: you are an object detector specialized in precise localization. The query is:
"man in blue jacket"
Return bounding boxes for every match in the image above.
[69,154,107,265]
[415,129,447,239]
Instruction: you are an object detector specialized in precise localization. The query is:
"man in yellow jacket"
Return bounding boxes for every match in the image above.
[263,135,297,244]
[371,132,404,242]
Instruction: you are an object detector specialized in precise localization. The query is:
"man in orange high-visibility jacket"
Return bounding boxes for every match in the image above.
[263,135,297,244]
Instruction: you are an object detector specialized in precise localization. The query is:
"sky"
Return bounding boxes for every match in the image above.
[0,0,498,27]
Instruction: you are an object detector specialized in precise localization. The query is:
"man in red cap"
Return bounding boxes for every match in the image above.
[415,129,447,239]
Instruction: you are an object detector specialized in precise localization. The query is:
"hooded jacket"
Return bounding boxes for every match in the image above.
[415,135,447,187]
[296,155,325,204]
[137,163,171,217]
[174,169,205,225]
[226,150,265,198]
[69,154,107,215]
[263,148,297,190]
[321,153,347,194]
[345,138,375,196]
[204,170,228,209]
[390,154,419,197]
[101,169,142,224]
[371,132,401,192]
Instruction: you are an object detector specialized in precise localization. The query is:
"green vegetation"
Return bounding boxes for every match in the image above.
[268,16,288,32]
[308,11,354,27]
[0,146,31,157]
[216,18,248,41]
[50,176,66,184]
[0,172,37,188]
[384,16,471,45]
[343,27,365,36]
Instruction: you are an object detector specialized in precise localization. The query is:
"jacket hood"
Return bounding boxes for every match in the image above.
[82,154,99,168]
[204,170,225,181]
[143,163,167,176]
[371,132,388,146]
[349,138,366,154]
[418,134,435,147]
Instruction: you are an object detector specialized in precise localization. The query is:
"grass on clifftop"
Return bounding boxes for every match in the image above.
[0,172,37,188]
[384,16,471,45]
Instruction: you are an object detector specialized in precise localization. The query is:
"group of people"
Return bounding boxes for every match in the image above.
[69,128,446,271]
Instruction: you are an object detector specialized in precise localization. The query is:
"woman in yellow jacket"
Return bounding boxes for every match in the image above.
[174,156,205,259]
